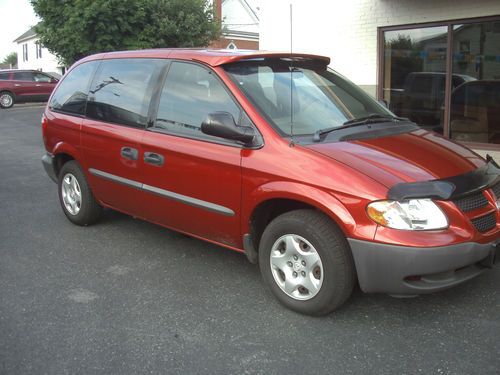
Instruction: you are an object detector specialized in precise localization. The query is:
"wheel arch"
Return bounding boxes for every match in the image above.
[243,182,356,253]
[52,142,84,178]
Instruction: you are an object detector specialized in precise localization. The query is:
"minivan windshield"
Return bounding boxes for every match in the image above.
[223,58,395,137]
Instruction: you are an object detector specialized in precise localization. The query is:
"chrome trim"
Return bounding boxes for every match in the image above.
[88,168,235,216]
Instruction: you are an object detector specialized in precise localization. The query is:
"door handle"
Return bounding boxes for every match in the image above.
[14,84,21,87]
[144,152,164,166]
[35,84,42,87]
[120,147,138,160]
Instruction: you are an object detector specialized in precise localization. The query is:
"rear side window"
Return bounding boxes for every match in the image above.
[86,58,165,128]
[50,61,98,116]
[0,73,9,80]
[13,71,33,81]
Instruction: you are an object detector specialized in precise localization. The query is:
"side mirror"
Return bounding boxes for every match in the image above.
[201,112,255,145]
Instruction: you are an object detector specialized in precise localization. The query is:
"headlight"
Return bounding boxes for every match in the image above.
[367,199,448,230]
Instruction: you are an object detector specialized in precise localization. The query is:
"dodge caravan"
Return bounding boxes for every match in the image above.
[41,49,499,315]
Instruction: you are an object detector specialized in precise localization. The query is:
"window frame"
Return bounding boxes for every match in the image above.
[378,14,500,151]
[148,59,262,149]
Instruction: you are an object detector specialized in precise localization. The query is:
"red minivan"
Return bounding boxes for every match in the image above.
[0,69,58,108]
[41,49,499,315]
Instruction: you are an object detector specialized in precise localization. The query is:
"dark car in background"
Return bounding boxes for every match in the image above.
[389,72,475,132]
[0,69,59,108]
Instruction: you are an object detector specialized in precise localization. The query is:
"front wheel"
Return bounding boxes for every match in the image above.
[258,209,356,316]
[0,91,14,109]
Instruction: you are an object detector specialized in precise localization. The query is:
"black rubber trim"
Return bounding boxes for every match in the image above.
[388,160,500,201]
[88,167,235,216]
[243,233,258,264]
[41,153,58,183]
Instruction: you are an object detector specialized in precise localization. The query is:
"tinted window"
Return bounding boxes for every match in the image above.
[86,59,165,128]
[0,73,9,80]
[13,71,34,81]
[154,62,240,139]
[50,61,98,115]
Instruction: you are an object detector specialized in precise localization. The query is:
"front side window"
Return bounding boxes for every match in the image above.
[49,61,99,115]
[0,73,9,80]
[154,61,241,139]
[86,58,165,128]
[33,72,52,83]
[224,58,392,136]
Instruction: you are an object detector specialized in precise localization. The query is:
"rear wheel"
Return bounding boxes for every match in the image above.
[58,160,102,226]
[258,209,355,316]
[0,91,14,109]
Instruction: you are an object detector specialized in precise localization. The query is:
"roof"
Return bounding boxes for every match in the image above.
[77,49,330,67]
[13,26,38,43]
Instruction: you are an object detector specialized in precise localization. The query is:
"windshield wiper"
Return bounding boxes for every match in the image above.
[342,113,408,126]
[312,114,409,142]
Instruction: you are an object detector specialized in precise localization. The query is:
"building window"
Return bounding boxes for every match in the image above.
[379,17,500,148]
[35,41,42,59]
[23,43,28,62]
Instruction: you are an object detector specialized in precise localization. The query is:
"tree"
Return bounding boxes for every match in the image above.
[2,52,17,68]
[30,0,221,66]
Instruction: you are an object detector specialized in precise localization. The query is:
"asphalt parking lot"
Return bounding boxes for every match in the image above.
[0,105,499,375]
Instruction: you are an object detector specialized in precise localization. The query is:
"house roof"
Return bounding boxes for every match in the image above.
[13,26,37,43]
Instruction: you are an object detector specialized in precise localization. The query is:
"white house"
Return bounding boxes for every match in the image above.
[212,0,260,49]
[259,0,500,156]
[13,26,64,75]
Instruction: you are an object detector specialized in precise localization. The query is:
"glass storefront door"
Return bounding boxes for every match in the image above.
[381,18,500,147]
[450,21,500,144]
[383,26,448,133]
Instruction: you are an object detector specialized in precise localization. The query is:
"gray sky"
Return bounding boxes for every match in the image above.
[0,0,38,61]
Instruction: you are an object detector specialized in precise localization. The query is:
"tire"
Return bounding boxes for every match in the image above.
[258,209,356,316]
[0,91,14,109]
[58,160,102,226]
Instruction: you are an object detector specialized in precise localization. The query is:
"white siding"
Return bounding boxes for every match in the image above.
[16,36,63,74]
[260,0,500,96]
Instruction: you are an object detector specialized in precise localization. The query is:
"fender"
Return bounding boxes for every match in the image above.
[52,141,88,171]
[242,181,357,237]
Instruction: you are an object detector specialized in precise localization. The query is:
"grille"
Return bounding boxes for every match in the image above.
[453,191,489,212]
[471,213,497,233]
[491,182,500,199]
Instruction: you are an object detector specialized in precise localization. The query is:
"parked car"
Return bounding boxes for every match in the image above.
[41,49,499,315]
[450,80,500,144]
[0,69,59,108]
[390,72,475,131]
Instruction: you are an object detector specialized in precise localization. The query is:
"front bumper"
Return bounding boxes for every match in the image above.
[42,153,57,183]
[348,238,498,295]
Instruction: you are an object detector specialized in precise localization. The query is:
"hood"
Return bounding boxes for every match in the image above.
[305,129,485,188]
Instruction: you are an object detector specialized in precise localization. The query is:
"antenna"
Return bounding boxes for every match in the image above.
[289,2,294,146]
